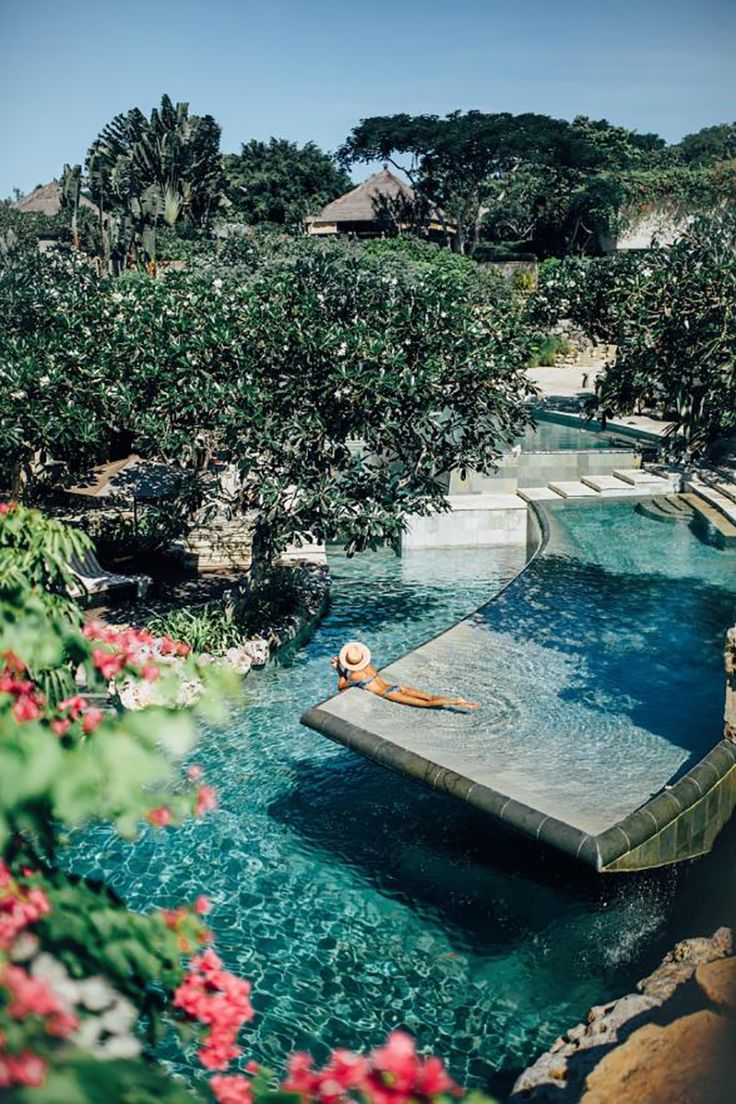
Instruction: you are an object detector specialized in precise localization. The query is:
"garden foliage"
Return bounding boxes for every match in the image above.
[527,213,736,454]
[0,238,535,553]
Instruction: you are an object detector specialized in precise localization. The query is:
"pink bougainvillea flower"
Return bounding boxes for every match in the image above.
[187,764,203,781]
[0,1049,47,1088]
[0,863,51,951]
[194,895,212,915]
[146,806,173,828]
[210,1073,254,1104]
[173,950,254,1071]
[195,785,218,816]
[141,663,160,682]
[12,695,41,723]
[81,708,105,735]
[91,648,125,682]
[58,695,88,719]
[50,718,70,738]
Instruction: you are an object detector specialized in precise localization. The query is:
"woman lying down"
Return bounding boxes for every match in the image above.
[331,641,478,711]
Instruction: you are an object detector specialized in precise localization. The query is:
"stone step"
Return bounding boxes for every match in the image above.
[613,469,679,491]
[517,486,564,502]
[547,480,600,498]
[636,496,695,524]
[687,482,736,525]
[580,474,641,495]
[681,493,736,548]
[714,482,736,505]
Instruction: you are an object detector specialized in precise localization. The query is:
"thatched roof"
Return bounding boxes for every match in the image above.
[308,167,415,225]
[12,180,98,217]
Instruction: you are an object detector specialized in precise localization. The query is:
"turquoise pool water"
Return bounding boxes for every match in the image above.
[518,417,640,452]
[66,503,736,1097]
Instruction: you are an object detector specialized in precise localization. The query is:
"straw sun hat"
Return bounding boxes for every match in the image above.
[339,641,371,672]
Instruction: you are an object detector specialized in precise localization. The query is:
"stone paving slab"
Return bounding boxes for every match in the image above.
[517,486,564,502]
[581,475,641,495]
[613,469,677,489]
[547,480,599,498]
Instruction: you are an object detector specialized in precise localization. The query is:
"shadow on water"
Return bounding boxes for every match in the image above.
[269,745,676,953]
[471,551,735,763]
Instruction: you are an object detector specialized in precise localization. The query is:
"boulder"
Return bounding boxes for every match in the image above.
[695,957,736,1015]
[580,1010,736,1104]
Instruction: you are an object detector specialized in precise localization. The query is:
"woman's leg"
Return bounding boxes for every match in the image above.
[377,689,478,709]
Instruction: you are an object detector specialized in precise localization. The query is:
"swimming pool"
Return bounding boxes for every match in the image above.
[517,416,642,453]
[66,504,736,1096]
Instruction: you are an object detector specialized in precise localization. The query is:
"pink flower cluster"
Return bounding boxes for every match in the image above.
[210,1073,254,1104]
[0,865,77,1091]
[2,964,78,1038]
[281,1032,460,1104]
[0,653,44,725]
[0,657,104,738]
[83,621,190,685]
[172,949,254,1071]
[0,861,51,952]
[0,1045,47,1089]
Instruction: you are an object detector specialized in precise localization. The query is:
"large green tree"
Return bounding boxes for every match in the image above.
[223,138,351,227]
[339,111,664,256]
[86,94,225,267]
[0,241,535,551]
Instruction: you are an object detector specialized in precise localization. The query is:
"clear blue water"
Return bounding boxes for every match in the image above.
[518,417,639,452]
[66,503,736,1098]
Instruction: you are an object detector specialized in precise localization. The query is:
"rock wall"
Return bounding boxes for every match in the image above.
[511,928,736,1103]
[725,627,736,742]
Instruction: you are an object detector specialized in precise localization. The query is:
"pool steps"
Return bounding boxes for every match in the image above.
[518,467,679,504]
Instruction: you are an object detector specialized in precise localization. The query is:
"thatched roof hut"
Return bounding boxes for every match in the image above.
[12,180,98,217]
[307,167,451,240]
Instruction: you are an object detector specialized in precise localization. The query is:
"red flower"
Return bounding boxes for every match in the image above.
[12,696,41,723]
[141,663,160,682]
[194,895,212,915]
[91,648,125,681]
[50,718,70,738]
[195,785,218,816]
[81,708,105,735]
[210,1074,254,1104]
[59,695,88,719]
[0,1050,47,1088]
[146,806,173,828]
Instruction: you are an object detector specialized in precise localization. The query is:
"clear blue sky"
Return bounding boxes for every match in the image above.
[1,0,734,197]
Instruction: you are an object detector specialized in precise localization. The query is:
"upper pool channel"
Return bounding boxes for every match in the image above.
[67,499,736,1098]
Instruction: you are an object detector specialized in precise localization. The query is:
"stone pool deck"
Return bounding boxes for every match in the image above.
[303,503,736,873]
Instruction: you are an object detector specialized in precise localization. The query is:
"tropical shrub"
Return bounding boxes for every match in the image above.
[526,335,572,368]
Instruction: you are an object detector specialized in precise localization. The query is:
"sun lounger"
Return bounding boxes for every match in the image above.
[67,550,151,601]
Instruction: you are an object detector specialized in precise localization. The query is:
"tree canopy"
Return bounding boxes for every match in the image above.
[339,110,666,256]
[223,138,351,226]
[0,238,535,551]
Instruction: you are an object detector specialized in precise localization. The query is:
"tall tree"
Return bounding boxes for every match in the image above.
[223,138,351,226]
[86,94,225,266]
[339,111,664,256]
[675,122,736,165]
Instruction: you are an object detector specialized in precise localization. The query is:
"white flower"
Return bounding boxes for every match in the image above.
[78,975,116,1011]
[337,343,347,357]
[98,1035,142,1060]
[213,278,223,290]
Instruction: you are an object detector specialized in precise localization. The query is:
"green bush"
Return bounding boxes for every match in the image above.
[527,334,572,368]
